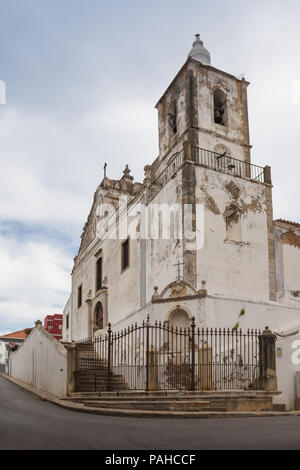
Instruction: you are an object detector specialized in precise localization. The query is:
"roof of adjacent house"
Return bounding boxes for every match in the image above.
[274,219,300,228]
[0,330,27,340]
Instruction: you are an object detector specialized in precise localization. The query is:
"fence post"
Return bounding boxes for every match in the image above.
[190,317,196,391]
[65,341,76,395]
[259,327,277,392]
[146,315,150,392]
[148,347,159,391]
[107,323,112,392]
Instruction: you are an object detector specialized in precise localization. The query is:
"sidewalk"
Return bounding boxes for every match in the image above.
[2,374,300,419]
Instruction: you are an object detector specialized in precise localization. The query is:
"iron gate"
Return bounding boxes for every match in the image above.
[74,317,263,393]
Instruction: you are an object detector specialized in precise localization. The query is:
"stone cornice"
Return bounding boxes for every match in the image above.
[155,58,249,108]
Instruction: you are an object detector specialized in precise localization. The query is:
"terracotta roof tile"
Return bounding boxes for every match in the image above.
[274,219,300,228]
[0,330,27,339]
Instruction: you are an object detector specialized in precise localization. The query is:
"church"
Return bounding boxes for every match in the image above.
[62,36,300,406]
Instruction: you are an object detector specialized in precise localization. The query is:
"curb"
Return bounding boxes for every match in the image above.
[2,375,300,420]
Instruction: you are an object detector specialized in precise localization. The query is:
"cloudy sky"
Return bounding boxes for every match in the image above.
[0,0,299,334]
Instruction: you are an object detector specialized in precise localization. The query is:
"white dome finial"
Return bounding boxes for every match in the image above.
[188,34,211,65]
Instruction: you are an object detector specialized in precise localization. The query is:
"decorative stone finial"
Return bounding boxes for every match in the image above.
[123,164,130,176]
[143,165,152,186]
[122,164,134,183]
[198,280,208,297]
[263,326,273,335]
[87,289,93,300]
[188,34,211,65]
[152,286,160,302]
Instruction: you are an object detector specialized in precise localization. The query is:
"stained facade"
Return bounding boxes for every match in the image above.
[63,36,300,364]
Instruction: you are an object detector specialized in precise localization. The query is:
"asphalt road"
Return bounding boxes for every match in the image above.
[0,376,300,450]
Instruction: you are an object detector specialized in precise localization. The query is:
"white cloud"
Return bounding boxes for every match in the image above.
[0,98,157,332]
[0,100,157,233]
[1,0,300,334]
[0,234,71,331]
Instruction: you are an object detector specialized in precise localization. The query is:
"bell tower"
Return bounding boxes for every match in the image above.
[152,35,275,302]
[155,35,251,166]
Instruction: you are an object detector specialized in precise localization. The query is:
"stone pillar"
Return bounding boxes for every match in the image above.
[183,141,192,161]
[65,342,77,395]
[259,327,277,392]
[264,166,272,185]
[182,145,197,288]
[86,290,93,338]
[147,347,159,391]
[198,341,213,391]
[240,79,251,167]
[265,181,277,301]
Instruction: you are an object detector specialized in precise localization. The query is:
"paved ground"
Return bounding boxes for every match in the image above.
[1,376,300,450]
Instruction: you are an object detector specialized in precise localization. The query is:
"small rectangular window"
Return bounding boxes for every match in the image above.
[96,257,102,292]
[121,238,129,271]
[77,285,82,309]
[66,314,69,330]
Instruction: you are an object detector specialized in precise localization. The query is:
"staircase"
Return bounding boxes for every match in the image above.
[61,390,284,416]
[75,344,129,393]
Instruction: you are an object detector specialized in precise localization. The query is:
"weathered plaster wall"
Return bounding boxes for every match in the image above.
[145,170,183,305]
[195,166,270,299]
[156,60,250,167]
[275,223,300,304]
[274,332,300,411]
[62,295,71,342]
[0,341,7,369]
[282,244,300,294]
[71,235,141,340]
[195,62,250,161]
[156,70,188,160]
[10,326,68,397]
[112,294,300,334]
[71,197,143,340]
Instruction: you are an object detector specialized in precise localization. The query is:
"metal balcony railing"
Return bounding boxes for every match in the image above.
[151,149,184,188]
[191,146,265,183]
[149,146,266,199]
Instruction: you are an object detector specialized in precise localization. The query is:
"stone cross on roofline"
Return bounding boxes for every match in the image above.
[173,261,185,281]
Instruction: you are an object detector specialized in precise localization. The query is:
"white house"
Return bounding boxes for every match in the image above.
[0,330,27,374]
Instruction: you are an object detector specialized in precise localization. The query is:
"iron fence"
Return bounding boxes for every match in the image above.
[74,318,263,393]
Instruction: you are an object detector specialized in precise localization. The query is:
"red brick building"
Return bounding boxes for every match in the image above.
[44,314,63,341]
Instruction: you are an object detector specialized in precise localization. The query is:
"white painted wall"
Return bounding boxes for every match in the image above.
[282,244,300,297]
[10,326,68,397]
[0,341,6,370]
[63,295,71,343]
[274,332,300,410]
[195,167,270,299]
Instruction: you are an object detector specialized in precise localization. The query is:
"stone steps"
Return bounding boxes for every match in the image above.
[70,390,276,399]
[62,390,281,413]
[84,400,228,412]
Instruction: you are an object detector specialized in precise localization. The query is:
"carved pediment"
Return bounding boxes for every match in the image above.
[158,281,198,301]
[170,283,187,298]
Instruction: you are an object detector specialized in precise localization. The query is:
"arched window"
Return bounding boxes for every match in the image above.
[214,89,227,126]
[96,257,102,292]
[168,309,191,351]
[94,302,104,330]
[168,100,177,134]
[169,308,190,330]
